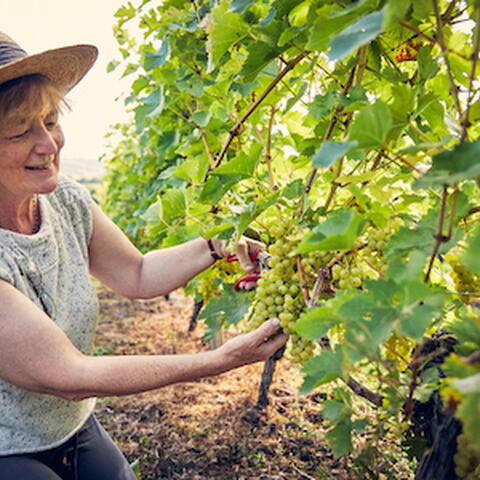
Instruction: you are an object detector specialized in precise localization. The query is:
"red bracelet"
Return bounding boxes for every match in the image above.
[207,239,222,261]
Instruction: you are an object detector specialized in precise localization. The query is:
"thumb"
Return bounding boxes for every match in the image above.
[252,318,282,342]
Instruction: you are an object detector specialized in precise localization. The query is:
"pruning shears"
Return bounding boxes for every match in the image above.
[227,249,271,290]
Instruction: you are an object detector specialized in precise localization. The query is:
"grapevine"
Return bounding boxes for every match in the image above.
[103,0,480,477]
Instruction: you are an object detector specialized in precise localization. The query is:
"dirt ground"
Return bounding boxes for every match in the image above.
[93,286,355,480]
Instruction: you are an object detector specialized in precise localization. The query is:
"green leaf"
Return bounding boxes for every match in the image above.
[207,1,246,72]
[328,9,385,61]
[312,141,357,169]
[348,100,392,148]
[199,284,251,329]
[144,38,170,71]
[159,188,187,224]
[464,226,480,275]
[229,0,256,14]
[325,420,353,458]
[295,306,343,340]
[296,208,365,253]
[240,41,285,82]
[199,176,242,204]
[417,45,439,80]
[191,111,211,127]
[414,140,480,189]
[397,280,444,340]
[341,293,397,360]
[212,143,262,178]
[134,88,165,131]
[283,179,304,199]
[448,309,480,346]
[383,0,411,29]
[322,399,346,421]
[300,349,344,394]
[308,91,340,118]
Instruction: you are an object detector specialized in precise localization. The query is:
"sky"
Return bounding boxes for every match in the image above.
[2,0,134,176]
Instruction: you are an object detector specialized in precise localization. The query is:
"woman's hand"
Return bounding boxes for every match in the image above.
[216,318,288,370]
[209,236,264,290]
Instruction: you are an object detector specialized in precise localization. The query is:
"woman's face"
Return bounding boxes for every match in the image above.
[0,109,64,201]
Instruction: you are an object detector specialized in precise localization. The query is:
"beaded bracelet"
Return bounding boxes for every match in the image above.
[207,238,222,261]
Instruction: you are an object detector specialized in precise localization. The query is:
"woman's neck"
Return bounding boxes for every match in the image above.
[0,195,40,235]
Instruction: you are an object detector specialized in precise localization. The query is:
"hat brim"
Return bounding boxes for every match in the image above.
[0,44,98,94]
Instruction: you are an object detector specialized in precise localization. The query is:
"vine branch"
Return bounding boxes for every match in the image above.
[432,0,462,117]
[265,105,276,190]
[460,7,480,142]
[425,185,449,282]
[211,51,309,170]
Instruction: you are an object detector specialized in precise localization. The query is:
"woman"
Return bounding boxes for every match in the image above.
[0,32,288,479]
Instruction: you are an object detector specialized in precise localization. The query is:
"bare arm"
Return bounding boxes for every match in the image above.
[0,280,287,401]
[88,203,261,298]
[88,202,216,298]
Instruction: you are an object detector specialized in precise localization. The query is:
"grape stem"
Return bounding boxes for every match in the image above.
[296,255,311,304]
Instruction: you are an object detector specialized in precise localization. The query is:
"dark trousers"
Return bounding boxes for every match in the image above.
[0,415,137,480]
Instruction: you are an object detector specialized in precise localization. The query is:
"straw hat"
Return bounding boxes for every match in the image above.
[0,32,98,93]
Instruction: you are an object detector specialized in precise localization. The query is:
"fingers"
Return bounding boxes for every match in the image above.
[235,239,255,272]
[236,236,264,273]
[234,278,258,290]
[253,318,283,344]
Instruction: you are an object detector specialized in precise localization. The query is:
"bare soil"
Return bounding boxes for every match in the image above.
[94,287,354,480]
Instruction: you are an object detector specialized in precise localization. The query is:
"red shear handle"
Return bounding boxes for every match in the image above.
[233,274,261,291]
[227,249,261,263]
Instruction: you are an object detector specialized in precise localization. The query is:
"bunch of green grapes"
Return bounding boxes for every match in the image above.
[360,223,398,276]
[454,432,480,479]
[246,225,331,364]
[445,251,480,304]
[330,256,372,290]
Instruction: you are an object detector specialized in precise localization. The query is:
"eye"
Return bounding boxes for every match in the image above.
[44,115,59,130]
[6,129,29,140]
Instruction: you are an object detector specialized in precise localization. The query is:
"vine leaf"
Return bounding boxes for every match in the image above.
[207,1,246,72]
[300,349,344,394]
[417,45,440,80]
[229,0,256,14]
[199,284,251,340]
[413,139,480,189]
[144,38,170,71]
[295,306,342,340]
[212,142,262,177]
[397,280,444,340]
[142,188,187,226]
[296,208,365,253]
[328,9,385,61]
[464,226,480,275]
[312,141,357,169]
[325,420,353,458]
[347,100,392,148]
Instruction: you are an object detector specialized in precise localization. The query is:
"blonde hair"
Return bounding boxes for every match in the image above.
[0,74,69,130]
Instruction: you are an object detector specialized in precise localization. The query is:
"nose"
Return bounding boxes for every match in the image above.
[33,124,59,156]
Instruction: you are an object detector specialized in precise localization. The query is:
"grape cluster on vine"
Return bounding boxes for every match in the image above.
[454,432,480,480]
[445,251,480,304]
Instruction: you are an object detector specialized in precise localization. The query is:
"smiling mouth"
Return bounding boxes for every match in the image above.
[25,164,52,171]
